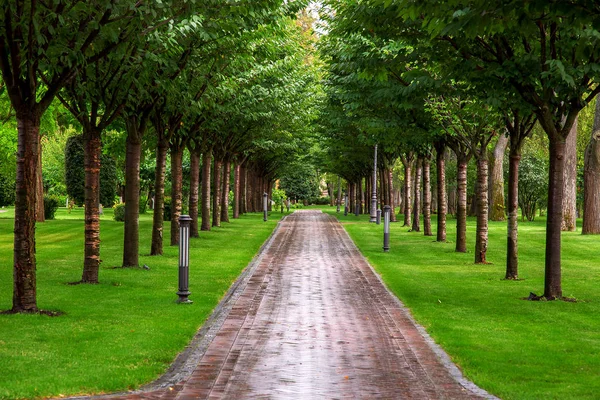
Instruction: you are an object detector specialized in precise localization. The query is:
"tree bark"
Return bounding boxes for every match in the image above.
[544,139,566,299]
[240,163,247,214]
[506,146,521,279]
[475,152,490,263]
[221,159,231,222]
[150,139,169,255]
[12,114,41,312]
[201,150,212,231]
[170,144,184,246]
[401,155,413,226]
[412,157,422,232]
[435,143,447,242]
[489,134,508,221]
[81,130,102,282]
[35,143,45,222]
[233,163,241,219]
[188,146,201,238]
[423,155,433,236]
[212,157,222,227]
[456,156,469,253]
[122,130,142,268]
[562,117,578,231]
[583,97,600,234]
[388,168,397,222]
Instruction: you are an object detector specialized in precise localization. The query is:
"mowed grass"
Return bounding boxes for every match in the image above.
[325,207,600,400]
[0,207,282,399]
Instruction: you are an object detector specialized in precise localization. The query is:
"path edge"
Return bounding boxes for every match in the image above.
[330,212,500,400]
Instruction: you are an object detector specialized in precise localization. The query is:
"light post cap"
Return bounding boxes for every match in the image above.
[383,205,391,211]
[179,215,192,222]
[263,192,268,197]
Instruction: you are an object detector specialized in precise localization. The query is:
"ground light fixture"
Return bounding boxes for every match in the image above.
[344,193,348,216]
[263,192,268,222]
[377,208,381,225]
[383,205,391,252]
[177,215,193,304]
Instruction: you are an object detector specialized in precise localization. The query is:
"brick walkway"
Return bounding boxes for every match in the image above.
[106,210,494,399]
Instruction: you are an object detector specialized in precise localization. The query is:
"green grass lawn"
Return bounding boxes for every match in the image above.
[0,207,283,399]
[323,206,600,400]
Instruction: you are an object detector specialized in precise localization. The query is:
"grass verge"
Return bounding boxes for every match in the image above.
[0,207,283,399]
[325,207,600,400]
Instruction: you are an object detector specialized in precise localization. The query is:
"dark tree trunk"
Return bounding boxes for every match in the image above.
[240,164,247,214]
[12,114,41,312]
[221,159,231,223]
[358,178,364,214]
[201,150,212,231]
[188,146,201,238]
[475,152,490,263]
[412,157,422,232]
[35,144,45,222]
[423,155,433,236]
[583,97,600,234]
[337,176,342,211]
[170,144,184,246]
[402,155,413,226]
[212,157,222,227]
[150,139,169,255]
[544,139,566,299]
[388,168,397,222]
[379,168,386,210]
[506,146,521,279]
[435,142,447,242]
[81,130,102,282]
[489,134,508,221]
[122,130,142,268]
[233,163,241,219]
[456,157,469,253]
[562,118,578,232]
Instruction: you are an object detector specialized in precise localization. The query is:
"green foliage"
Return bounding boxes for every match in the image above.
[518,155,549,221]
[113,204,126,222]
[65,135,85,206]
[271,188,287,209]
[311,196,330,205]
[163,197,172,221]
[0,175,14,207]
[43,196,60,220]
[278,161,321,201]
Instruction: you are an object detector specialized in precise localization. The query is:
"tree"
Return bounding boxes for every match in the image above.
[583,95,600,234]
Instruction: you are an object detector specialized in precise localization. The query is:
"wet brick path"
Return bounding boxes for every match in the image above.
[108,210,490,399]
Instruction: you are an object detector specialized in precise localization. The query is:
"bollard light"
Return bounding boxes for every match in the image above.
[286,199,290,212]
[344,193,348,216]
[177,215,193,304]
[383,205,391,252]
[376,208,381,225]
[263,193,268,222]
[336,198,340,213]
[355,203,360,217]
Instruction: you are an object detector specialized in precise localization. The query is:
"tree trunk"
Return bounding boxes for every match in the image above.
[201,150,212,231]
[35,143,45,222]
[506,146,521,279]
[456,157,468,253]
[240,164,247,214]
[412,157,422,232]
[475,152,490,263]
[221,159,231,223]
[337,176,342,211]
[435,143,447,242]
[402,157,413,226]
[122,131,142,268]
[81,130,102,282]
[233,163,241,219]
[423,155,433,236]
[562,118,578,231]
[544,139,565,299]
[170,145,183,246]
[212,157,222,227]
[583,97,600,234]
[12,113,41,312]
[188,146,201,238]
[388,168,397,222]
[489,134,508,221]
[150,140,169,255]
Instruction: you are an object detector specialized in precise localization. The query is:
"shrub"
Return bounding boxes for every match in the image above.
[43,195,60,220]
[113,203,126,222]
[311,196,330,205]
[163,197,172,221]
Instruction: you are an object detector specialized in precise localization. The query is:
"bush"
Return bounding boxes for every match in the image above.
[43,195,60,220]
[139,196,148,214]
[311,196,330,205]
[0,174,15,206]
[113,203,126,222]
[292,202,303,209]
[163,197,172,221]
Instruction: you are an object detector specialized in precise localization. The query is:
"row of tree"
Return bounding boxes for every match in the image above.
[319,0,600,300]
[1,1,320,314]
